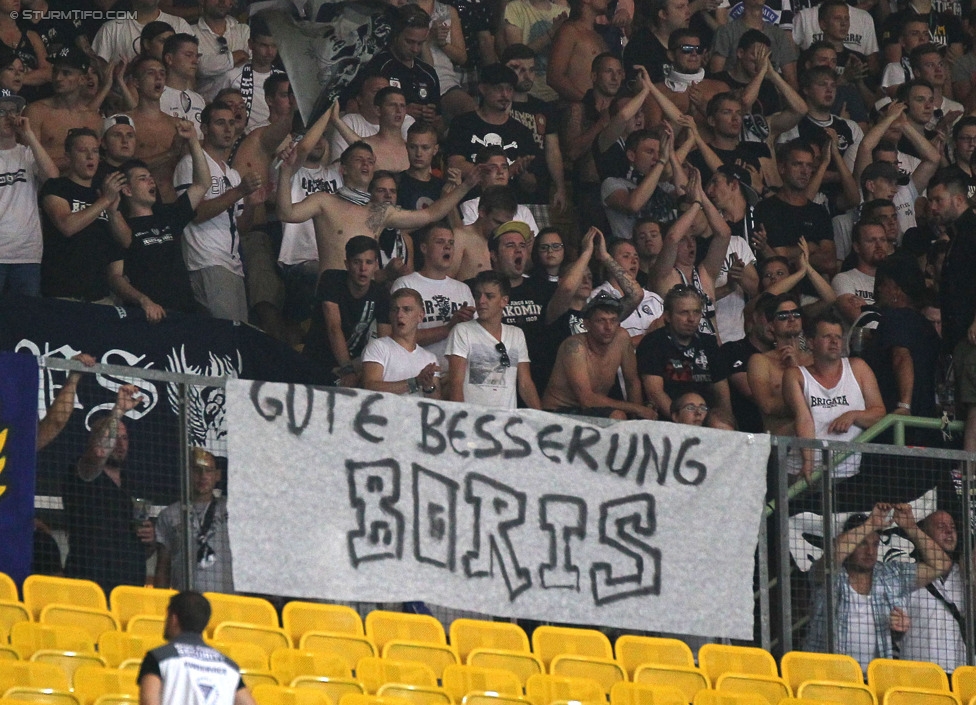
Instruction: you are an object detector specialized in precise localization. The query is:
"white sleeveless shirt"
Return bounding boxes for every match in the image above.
[798,358,866,479]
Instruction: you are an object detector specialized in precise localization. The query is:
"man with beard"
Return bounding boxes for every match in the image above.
[832,220,889,325]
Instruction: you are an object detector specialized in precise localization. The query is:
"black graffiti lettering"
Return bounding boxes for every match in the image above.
[537,424,565,463]
[590,494,661,605]
[673,437,707,485]
[249,382,351,434]
[606,432,640,478]
[353,393,387,443]
[284,384,314,435]
[634,435,653,485]
[463,473,531,600]
[447,410,470,457]
[347,459,404,566]
[539,495,586,590]
[417,402,447,454]
[413,464,458,570]
[473,415,503,459]
[566,425,600,470]
[648,437,673,485]
[317,387,358,433]
[250,381,282,420]
[502,417,532,458]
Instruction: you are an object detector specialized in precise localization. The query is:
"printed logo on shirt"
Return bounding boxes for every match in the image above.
[810,394,850,409]
[425,295,469,323]
[70,199,108,221]
[302,175,338,195]
[0,168,27,187]
[470,133,519,151]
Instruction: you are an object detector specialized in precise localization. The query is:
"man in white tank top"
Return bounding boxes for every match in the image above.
[783,310,886,482]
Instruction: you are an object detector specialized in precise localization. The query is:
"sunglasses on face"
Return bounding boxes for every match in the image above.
[678,44,706,55]
[775,310,802,321]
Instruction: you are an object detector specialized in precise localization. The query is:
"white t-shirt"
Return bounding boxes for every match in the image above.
[714,236,757,344]
[192,16,251,101]
[839,586,878,672]
[445,321,528,410]
[589,282,663,338]
[92,11,193,63]
[0,144,43,263]
[460,200,539,235]
[362,336,439,395]
[391,271,474,368]
[791,6,878,54]
[831,267,876,305]
[161,86,206,138]
[278,163,342,267]
[174,151,244,275]
[228,65,273,132]
[902,566,966,673]
[330,112,415,162]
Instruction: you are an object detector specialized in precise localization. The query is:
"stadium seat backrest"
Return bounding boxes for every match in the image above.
[96,632,164,669]
[697,644,778,686]
[633,664,709,704]
[40,606,119,644]
[796,679,877,705]
[271,648,352,684]
[212,622,291,657]
[0,661,73,692]
[441,664,522,702]
[375,683,452,705]
[204,593,279,636]
[70,666,138,705]
[252,684,335,705]
[123,615,164,639]
[1,687,80,705]
[0,645,19,660]
[780,651,862,693]
[882,687,960,705]
[282,603,364,645]
[531,626,613,669]
[867,659,949,700]
[467,649,544,688]
[0,572,18,601]
[613,636,694,676]
[1,600,31,642]
[10,623,95,660]
[210,639,272,671]
[300,633,377,673]
[550,655,626,696]
[290,676,366,702]
[355,657,438,694]
[339,694,413,705]
[715,672,792,704]
[524,673,605,705]
[609,681,687,705]
[449,620,529,662]
[242,671,281,689]
[953,666,976,705]
[92,696,138,705]
[108,587,175,630]
[22,578,106,620]
[30,652,107,683]
[365,611,446,652]
[692,692,766,705]
[382,641,458,678]
[461,693,533,705]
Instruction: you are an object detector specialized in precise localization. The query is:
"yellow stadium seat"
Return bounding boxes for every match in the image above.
[0,645,19,660]
[282,603,364,645]
[271,648,351,684]
[339,694,412,705]
[883,688,960,705]
[461,693,532,705]
[693,693,767,705]
[778,700,844,705]
[124,615,164,639]
[0,662,72,692]
[614,636,694,677]
[40,606,119,644]
[96,632,164,669]
[1,600,30,641]
[252,684,335,705]
[22,579,105,621]
[213,622,291,658]
[291,677,366,703]
[300,633,377,673]
[634,664,709,703]
[377,684,453,705]
[867,659,949,701]
[524,673,605,705]
[442,664,521,703]
[92,696,138,705]
[383,642,458,678]
[0,572,18,601]
[107,587,175,630]
[954,666,976,705]
[242,671,281,689]
[2,689,79,705]
[30,652,106,684]
[365,612,446,652]
[698,645,779,687]
[797,680,877,705]
[204,592,279,636]
[115,661,141,673]
[9,623,95,660]
[610,681,687,705]
[467,649,544,688]
[550,655,626,697]
[530,626,613,669]
[716,673,792,705]
[70,666,138,705]
[449,621,530,663]
[210,639,271,671]
[356,657,438,694]
[779,651,862,694]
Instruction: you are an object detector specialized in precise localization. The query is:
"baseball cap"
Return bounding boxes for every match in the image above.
[103,114,136,135]
[479,63,519,87]
[862,161,908,187]
[581,291,624,317]
[0,45,18,72]
[49,46,90,72]
[715,163,760,206]
[0,88,25,113]
[491,220,532,243]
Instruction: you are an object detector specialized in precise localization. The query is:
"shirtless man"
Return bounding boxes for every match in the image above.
[231,74,297,200]
[125,56,181,203]
[747,295,813,436]
[277,139,483,272]
[449,184,518,281]
[542,293,657,420]
[362,87,409,173]
[547,0,610,102]
[24,47,102,172]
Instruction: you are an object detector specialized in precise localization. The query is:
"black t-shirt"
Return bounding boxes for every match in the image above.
[364,50,441,107]
[713,71,782,117]
[636,327,727,401]
[122,193,197,313]
[511,95,558,151]
[687,142,770,189]
[303,269,391,378]
[867,306,939,417]
[397,171,445,212]
[62,466,146,593]
[594,137,630,182]
[720,336,764,433]
[622,31,670,83]
[40,177,123,301]
[444,111,541,167]
[940,208,976,351]
[754,195,833,249]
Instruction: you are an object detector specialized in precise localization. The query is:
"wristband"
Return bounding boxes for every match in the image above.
[897,402,911,411]
[407,377,419,394]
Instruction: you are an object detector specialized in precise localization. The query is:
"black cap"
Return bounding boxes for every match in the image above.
[479,63,518,87]
[714,163,760,206]
[49,46,90,72]
[581,291,624,317]
[862,161,909,187]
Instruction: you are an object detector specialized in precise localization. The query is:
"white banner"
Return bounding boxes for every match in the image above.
[226,381,771,638]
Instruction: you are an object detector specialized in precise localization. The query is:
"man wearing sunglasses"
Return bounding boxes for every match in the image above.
[644,29,725,128]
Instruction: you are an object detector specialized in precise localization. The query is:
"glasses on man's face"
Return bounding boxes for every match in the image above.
[679,44,706,55]
[681,403,709,414]
[0,106,20,118]
[538,242,563,253]
[775,310,802,321]
[495,341,511,368]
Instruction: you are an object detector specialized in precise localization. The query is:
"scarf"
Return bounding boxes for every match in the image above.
[337,185,371,205]
[664,67,704,93]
